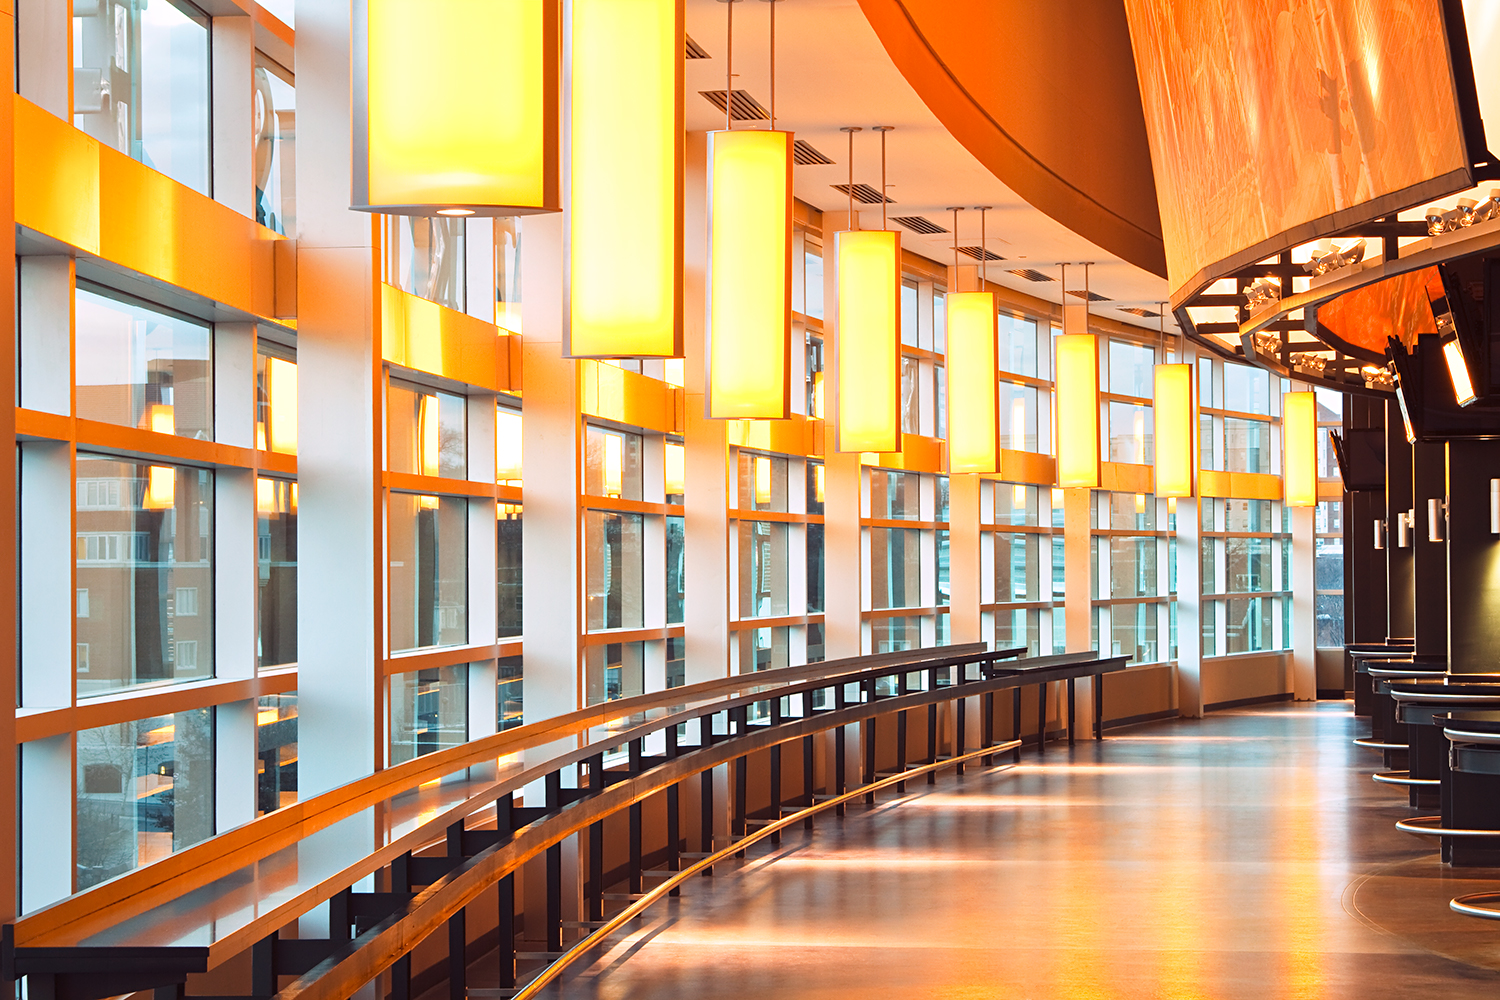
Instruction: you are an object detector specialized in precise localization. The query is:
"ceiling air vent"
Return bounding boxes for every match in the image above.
[891,215,948,235]
[1066,289,1111,302]
[698,89,769,121]
[957,246,1005,261]
[685,35,711,59]
[1118,306,1161,318]
[792,140,834,166]
[1008,268,1055,282]
[830,182,893,205]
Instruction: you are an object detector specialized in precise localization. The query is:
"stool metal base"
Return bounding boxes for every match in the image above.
[1395,816,1500,838]
[1353,736,1408,751]
[1452,892,1500,920]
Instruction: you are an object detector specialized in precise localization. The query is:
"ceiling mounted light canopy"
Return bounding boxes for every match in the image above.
[566,0,684,359]
[353,0,560,216]
[707,0,793,418]
[946,206,999,474]
[835,126,901,453]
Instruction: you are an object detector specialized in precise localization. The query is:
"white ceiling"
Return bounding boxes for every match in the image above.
[682,0,1175,329]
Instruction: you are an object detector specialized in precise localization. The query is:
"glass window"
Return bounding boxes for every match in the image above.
[77,708,214,890]
[389,666,468,765]
[807,522,825,614]
[255,350,297,454]
[996,608,1042,657]
[388,494,468,652]
[257,477,297,668]
[873,616,921,653]
[666,638,686,688]
[585,511,643,630]
[995,483,1038,525]
[870,470,919,520]
[1315,501,1345,648]
[665,441,685,504]
[388,381,467,479]
[995,533,1039,601]
[870,527,921,610]
[807,622,826,663]
[256,693,297,815]
[806,335,825,418]
[1224,417,1270,473]
[738,520,788,618]
[495,218,524,333]
[900,356,922,435]
[806,460,825,515]
[934,364,947,440]
[900,281,919,347]
[73,0,211,193]
[586,641,644,704]
[1107,340,1155,397]
[1226,596,1274,654]
[75,286,213,440]
[999,382,1040,453]
[738,625,789,675]
[1223,363,1269,414]
[76,455,214,695]
[804,250,824,319]
[498,655,524,730]
[667,515,685,624]
[737,451,788,511]
[998,314,1039,377]
[497,503,523,638]
[384,216,466,312]
[253,53,296,235]
[496,405,522,484]
[1108,603,1160,664]
[937,529,950,607]
[933,291,947,355]
[584,426,643,501]
[1108,401,1153,465]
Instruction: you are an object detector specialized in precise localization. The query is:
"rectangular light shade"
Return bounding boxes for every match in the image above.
[1152,363,1194,497]
[1054,334,1099,488]
[1443,337,1477,406]
[566,0,682,358]
[706,129,793,418]
[945,291,999,473]
[835,229,901,453]
[1283,390,1317,507]
[356,0,559,214]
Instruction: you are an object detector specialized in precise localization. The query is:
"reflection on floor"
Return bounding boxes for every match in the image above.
[541,703,1500,999]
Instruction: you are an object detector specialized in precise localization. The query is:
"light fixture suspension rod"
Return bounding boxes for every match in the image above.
[841,126,861,230]
[725,0,733,131]
[874,126,894,230]
[978,206,991,289]
[769,0,775,130]
[949,207,962,286]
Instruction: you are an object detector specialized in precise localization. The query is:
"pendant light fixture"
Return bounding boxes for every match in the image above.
[566,0,684,358]
[835,125,901,453]
[1054,263,1100,488]
[707,0,794,419]
[353,0,560,216]
[946,206,999,474]
[1283,390,1317,507]
[1152,305,1194,498]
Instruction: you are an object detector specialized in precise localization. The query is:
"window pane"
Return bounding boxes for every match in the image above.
[872,616,921,654]
[901,282,919,347]
[389,666,468,765]
[388,382,467,478]
[999,382,1039,452]
[667,515,685,624]
[900,356,921,434]
[388,494,468,652]
[937,529,950,606]
[255,351,297,455]
[1224,418,1270,473]
[870,470,919,519]
[738,520,788,618]
[256,693,297,815]
[737,452,788,512]
[498,655,524,730]
[495,218,524,333]
[806,336,825,418]
[253,53,296,235]
[1107,401,1153,464]
[738,626,789,674]
[75,287,213,440]
[1109,537,1158,599]
[1108,340,1155,397]
[1226,596,1274,653]
[497,503,523,638]
[74,0,211,193]
[1223,363,1269,414]
[995,532,1037,602]
[584,511,644,630]
[998,314,1038,377]
[77,708,214,890]
[1108,603,1160,664]
[384,216,466,311]
[805,250,824,319]
[995,608,1041,657]
[807,523,825,614]
[257,477,297,668]
[76,455,214,695]
[586,641,644,705]
[870,526,921,609]
[584,426,643,501]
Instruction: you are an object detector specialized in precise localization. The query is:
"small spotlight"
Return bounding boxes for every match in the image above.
[1491,479,1500,535]
[437,208,475,216]
[1373,518,1385,550]
[1429,498,1447,543]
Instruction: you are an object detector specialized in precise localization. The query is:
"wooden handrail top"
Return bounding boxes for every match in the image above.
[17,642,1020,946]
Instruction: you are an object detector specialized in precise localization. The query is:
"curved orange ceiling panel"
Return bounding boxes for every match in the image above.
[857,0,1166,277]
[1317,267,1443,361]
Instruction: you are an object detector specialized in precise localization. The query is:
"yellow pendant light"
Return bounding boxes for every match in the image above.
[1152,308,1194,498]
[835,125,901,453]
[945,206,999,474]
[353,0,560,216]
[1283,390,1317,507]
[707,0,793,418]
[1054,264,1099,489]
[566,0,683,358]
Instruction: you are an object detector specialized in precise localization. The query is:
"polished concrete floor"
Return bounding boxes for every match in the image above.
[541,703,1500,999]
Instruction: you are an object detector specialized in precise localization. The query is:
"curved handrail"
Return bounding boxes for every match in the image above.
[15,643,1024,948]
[268,658,1093,999]
[510,740,1022,999]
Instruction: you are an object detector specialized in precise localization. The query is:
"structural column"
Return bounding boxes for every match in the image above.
[1445,440,1500,674]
